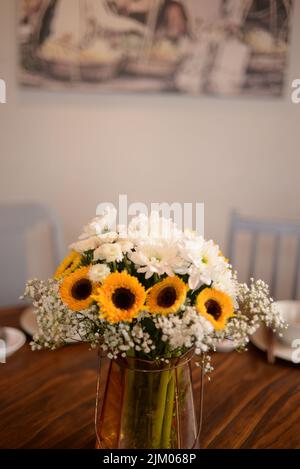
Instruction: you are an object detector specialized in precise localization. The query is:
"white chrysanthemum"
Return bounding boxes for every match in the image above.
[69,236,101,253]
[117,239,134,253]
[98,231,118,243]
[89,264,110,283]
[129,239,187,279]
[93,242,123,263]
[78,206,117,240]
[181,238,229,290]
[126,213,149,240]
[182,228,201,241]
[127,212,182,241]
[212,268,237,299]
[179,233,205,260]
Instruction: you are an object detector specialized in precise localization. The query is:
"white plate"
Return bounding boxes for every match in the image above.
[20,306,80,344]
[215,339,236,352]
[251,326,300,364]
[0,327,26,360]
[272,300,300,345]
[20,306,38,337]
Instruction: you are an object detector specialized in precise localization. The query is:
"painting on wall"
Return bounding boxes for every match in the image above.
[18,0,293,96]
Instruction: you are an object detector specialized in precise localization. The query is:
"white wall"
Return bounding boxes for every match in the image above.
[1,0,300,258]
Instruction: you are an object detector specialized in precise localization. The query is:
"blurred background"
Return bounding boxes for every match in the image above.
[0,0,300,304]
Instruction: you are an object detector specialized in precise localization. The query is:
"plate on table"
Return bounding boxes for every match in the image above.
[251,326,300,364]
[0,327,26,359]
[20,306,39,337]
[215,338,235,352]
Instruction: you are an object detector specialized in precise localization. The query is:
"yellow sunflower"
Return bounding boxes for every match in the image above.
[146,276,188,315]
[54,251,82,280]
[93,272,146,323]
[59,266,97,311]
[195,288,234,331]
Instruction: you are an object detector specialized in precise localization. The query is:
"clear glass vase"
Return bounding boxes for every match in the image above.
[95,350,204,449]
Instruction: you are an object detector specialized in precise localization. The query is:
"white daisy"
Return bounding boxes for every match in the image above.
[79,206,117,240]
[89,264,110,283]
[117,239,134,253]
[129,239,187,279]
[212,268,237,300]
[93,243,123,263]
[127,213,149,240]
[98,231,118,244]
[69,236,101,254]
[127,212,182,241]
[183,239,225,290]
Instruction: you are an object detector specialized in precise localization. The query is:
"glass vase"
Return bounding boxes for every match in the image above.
[95,350,204,449]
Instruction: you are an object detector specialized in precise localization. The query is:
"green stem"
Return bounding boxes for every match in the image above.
[121,349,136,446]
[121,368,135,445]
[153,273,160,283]
[161,370,175,448]
[147,372,154,442]
[123,256,131,274]
[152,370,170,448]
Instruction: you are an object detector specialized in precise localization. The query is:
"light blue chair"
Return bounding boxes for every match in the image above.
[227,211,300,300]
[0,203,65,307]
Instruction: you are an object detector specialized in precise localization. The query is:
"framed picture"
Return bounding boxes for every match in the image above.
[18,0,293,96]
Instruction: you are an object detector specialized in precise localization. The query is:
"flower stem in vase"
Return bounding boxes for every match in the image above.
[134,373,145,442]
[147,372,154,442]
[161,370,176,448]
[152,369,170,448]
[119,367,135,446]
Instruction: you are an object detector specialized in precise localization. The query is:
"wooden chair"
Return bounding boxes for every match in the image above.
[0,202,65,307]
[227,211,300,300]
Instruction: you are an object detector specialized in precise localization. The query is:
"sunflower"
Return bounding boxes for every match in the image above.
[146,276,188,315]
[59,266,97,311]
[54,251,82,280]
[93,272,146,323]
[195,288,234,331]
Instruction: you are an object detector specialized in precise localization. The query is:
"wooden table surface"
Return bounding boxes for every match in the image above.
[1,307,300,449]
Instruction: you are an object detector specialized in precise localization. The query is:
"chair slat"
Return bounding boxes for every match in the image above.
[248,231,258,280]
[227,212,300,300]
[292,237,300,300]
[0,203,65,307]
[270,235,281,299]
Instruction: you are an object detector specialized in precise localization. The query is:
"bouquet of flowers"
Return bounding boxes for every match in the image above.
[23,207,284,449]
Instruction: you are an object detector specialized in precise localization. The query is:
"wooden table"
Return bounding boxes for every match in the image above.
[1,307,300,449]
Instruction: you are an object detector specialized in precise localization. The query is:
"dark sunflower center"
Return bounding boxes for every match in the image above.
[112,288,135,310]
[205,299,222,320]
[157,286,177,308]
[71,278,92,301]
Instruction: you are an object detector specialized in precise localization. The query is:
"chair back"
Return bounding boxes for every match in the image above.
[0,203,65,307]
[228,211,300,300]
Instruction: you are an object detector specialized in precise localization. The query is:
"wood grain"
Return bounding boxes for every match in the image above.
[0,307,300,449]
